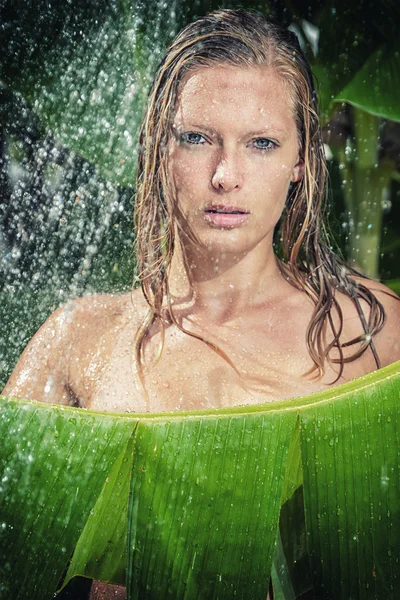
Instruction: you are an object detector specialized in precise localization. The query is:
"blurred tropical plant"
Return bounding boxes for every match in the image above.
[1,361,399,599]
[289,0,400,279]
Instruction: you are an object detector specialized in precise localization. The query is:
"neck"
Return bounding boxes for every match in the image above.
[166,234,286,323]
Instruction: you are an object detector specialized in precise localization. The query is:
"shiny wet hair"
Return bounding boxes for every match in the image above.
[133,8,385,387]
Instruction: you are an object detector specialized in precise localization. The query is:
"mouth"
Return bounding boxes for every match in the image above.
[203,205,249,227]
[204,205,249,214]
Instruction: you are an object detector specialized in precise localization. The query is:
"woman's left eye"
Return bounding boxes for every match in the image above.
[252,138,277,151]
[180,132,206,145]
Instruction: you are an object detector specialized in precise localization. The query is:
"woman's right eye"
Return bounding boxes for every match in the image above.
[180,132,207,145]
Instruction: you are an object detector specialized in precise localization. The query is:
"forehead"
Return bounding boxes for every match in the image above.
[174,65,296,135]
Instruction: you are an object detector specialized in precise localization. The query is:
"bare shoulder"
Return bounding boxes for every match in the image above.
[2,300,74,403]
[2,289,147,404]
[351,276,400,368]
[63,289,145,329]
[353,276,400,320]
[62,289,148,353]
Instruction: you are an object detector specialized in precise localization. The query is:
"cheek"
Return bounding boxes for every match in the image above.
[260,158,294,181]
[254,161,293,200]
[171,152,210,197]
[252,165,292,222]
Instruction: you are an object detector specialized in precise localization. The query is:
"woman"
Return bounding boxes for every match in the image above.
[3,8,400,599]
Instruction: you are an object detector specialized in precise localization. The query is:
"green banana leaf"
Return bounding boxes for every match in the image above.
[1,361,399,599]
[333,43,400,121]
[292,1,400,122]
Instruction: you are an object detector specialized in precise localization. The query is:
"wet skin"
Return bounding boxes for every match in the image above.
[3,66,400,599]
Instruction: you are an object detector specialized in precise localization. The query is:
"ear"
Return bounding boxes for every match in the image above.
[291,156,304,183]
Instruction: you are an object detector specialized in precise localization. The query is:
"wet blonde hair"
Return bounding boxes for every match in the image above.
[133,8,385,386]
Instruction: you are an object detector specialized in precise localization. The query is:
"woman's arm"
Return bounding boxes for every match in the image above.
[2,304,75,405]
[89,581,126,599]
[2,300,127,600]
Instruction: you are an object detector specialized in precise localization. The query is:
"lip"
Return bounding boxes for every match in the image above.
[203,205,249,228]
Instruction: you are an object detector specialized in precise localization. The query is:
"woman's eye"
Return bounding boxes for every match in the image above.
[180,132,206,145]
[252,138,277,151]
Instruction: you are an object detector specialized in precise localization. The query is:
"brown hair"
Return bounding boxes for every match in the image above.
[133,8,385,388]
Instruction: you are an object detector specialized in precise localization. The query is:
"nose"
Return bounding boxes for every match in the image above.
[211,150,243,192]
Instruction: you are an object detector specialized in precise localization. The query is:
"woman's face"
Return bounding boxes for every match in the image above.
[168,65,303,256]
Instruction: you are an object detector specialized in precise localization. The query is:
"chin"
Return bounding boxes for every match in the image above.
[196,228,267,257]
[179,215,276,257]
